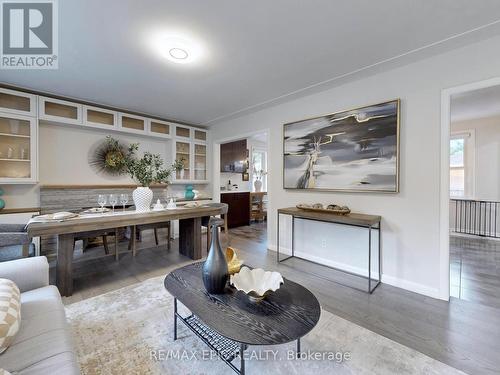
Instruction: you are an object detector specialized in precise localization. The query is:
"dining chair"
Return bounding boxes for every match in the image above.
[0,224,35,262]
[128,222,171,256]
[74,229,118,259]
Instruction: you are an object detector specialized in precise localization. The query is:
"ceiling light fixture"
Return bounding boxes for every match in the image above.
[169,47,188,60]
[149,32,205,65]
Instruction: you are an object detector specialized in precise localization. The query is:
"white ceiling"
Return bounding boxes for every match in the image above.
[451,85,500,122]
[2,0,500,126]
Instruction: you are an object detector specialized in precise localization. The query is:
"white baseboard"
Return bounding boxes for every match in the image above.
[380,275,441,299]
[293,250,380,280]
[268,245,441,300]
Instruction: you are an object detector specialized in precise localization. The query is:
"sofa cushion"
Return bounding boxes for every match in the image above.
[0,279,21,354]
[0,286,79,374]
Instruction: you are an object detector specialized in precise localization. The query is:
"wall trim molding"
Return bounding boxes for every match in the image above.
[380,275,441,300]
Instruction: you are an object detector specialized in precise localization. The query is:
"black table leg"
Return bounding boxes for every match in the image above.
[368,224,372,293]
[174,298,177,341]
[240,344,245,375]
[297,337,301,355]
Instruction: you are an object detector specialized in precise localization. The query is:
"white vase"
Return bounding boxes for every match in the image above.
[133,187,153,212]
[254,180,262,192]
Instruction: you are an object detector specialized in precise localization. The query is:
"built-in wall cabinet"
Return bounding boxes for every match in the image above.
[0,87,209,184]
[0,88,37,117]
[39,96,83,125]
[83,105,118,130]
[173,128,208,183]
[0,112,38,183]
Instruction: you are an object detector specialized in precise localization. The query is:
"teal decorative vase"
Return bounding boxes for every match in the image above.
[185,185,195,200]
[0,188,4,210]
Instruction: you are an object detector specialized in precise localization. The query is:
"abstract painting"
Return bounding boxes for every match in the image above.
[283,99,400,192]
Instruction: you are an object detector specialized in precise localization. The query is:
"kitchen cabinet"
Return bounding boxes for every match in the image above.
[220,139,247,173]
[220,192,250,228]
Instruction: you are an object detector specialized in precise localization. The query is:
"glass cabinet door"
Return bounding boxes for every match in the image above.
[175,141,191,180]
[0,88,36,117]
[39,96,83,125]
[194,129,207,142]
[84,106,117,129]
[0,113,35,181]
[150,120,170,138]
[194,143,207,180]
[119,114,146,133]
[175,126,191,139]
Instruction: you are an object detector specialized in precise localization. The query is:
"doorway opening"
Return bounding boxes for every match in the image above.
[213,130,269,249]
[447,83,500,308]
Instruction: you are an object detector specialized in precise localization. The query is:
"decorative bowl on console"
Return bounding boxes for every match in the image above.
[296,203,351,215]
[230,266,284,302]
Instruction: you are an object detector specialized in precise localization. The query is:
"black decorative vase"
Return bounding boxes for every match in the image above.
[202,218,228,294]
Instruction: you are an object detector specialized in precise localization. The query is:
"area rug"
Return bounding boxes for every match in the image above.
[65,276,465,375]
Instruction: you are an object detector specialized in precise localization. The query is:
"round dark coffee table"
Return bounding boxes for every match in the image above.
[164,262,321,374]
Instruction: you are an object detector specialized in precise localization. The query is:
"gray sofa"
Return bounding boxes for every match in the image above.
[0,257,80,374]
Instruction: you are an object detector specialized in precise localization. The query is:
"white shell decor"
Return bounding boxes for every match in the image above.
[230,267,284,302]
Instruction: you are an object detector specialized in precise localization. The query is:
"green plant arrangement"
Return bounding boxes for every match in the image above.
[89,136,128,175]
[125,143,184,187]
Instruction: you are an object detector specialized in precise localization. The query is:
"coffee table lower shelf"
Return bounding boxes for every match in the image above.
[174,298,302,374]
[174,298,248,374]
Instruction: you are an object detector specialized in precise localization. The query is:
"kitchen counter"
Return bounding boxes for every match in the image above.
[220,191,250,228]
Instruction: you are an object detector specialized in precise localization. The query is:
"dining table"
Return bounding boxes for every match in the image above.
[27,204,226,296]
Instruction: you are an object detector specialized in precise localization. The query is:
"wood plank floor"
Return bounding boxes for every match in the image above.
[55,223,500,375]
[450,235,500,309]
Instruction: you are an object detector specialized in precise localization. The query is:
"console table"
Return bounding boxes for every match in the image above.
[277,207,381,293]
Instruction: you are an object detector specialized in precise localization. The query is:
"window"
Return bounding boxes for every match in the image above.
[252,149,267,192]
[450,132,474,198]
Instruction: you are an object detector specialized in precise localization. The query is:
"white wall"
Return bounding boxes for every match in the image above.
[2,122,210,208]
[210,34,500,299]
[452,115,500,201]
